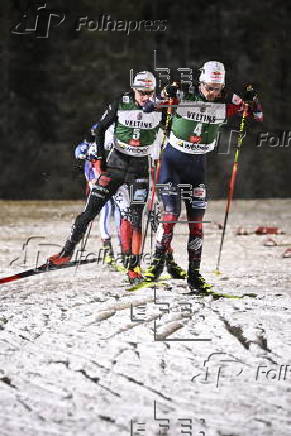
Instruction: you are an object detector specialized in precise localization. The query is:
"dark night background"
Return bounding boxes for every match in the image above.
[1,0,290,200]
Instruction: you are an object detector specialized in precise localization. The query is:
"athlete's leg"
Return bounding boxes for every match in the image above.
[86,159,114,259]
[156,145,181,252]
[69,174,121,247]
[184,155,211,291]
[185,184,207,271]
[113,184,132,262]
[144,144,182,280]
[127,178,148,281]
[48,170,123,264]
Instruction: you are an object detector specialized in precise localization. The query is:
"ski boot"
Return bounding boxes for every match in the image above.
[127,266,143,284]
[166,252,186,279]
[143,248,166,282]
[48,240,74,266]
[187,268,212,294]
[127,254,143,284]
[102,238,115,266]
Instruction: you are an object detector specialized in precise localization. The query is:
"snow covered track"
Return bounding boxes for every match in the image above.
[0,200,290,436]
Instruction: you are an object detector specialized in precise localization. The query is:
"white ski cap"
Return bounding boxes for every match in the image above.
[199,61,225,84]
[133,71,156,90]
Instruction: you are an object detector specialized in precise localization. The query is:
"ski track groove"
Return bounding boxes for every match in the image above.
[209,306,280,364]
[113,371,173,402]
[75,369,121,397]
[47,351,173,403]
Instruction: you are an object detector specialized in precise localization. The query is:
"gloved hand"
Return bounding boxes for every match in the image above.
[242,84,258,105]
[75,141,89,159]
[87,142,99,160]
[75,141,101,160]
[165,82,179,98]
[242,84,263,121]
[90,160,111,187]
[143,100,156,113]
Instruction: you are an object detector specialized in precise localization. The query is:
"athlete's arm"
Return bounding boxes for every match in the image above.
[94,97,120,157]
[225,88,263,121]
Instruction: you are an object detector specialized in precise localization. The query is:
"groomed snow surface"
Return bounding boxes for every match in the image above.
[0,199,290,436]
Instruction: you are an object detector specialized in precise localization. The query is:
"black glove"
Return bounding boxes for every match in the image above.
[143,100,156,113]
[242,84,258,105]
[165,82,179,98]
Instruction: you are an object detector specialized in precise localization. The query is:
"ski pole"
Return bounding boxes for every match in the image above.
[215,101,249,274]
[141,92,174,255]
[81,221,93,253]
[141,153,160,255]
[74,221,93,275]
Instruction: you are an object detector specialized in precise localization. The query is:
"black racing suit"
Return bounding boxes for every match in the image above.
[63,93,152,266]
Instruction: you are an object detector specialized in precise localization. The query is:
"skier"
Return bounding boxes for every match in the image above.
[75,122,121,265]
[144,61,263,292]
[48,71,164,283]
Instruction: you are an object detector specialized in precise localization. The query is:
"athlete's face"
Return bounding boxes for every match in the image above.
[134,89,154,106]
[200,82,224,101]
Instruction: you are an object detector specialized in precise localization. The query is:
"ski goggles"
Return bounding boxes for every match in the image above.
[137,89,154,96]
[202,83,224,92]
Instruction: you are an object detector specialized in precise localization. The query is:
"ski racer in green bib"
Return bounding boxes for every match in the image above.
[144,61,263,293]
[48,71,164,283]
